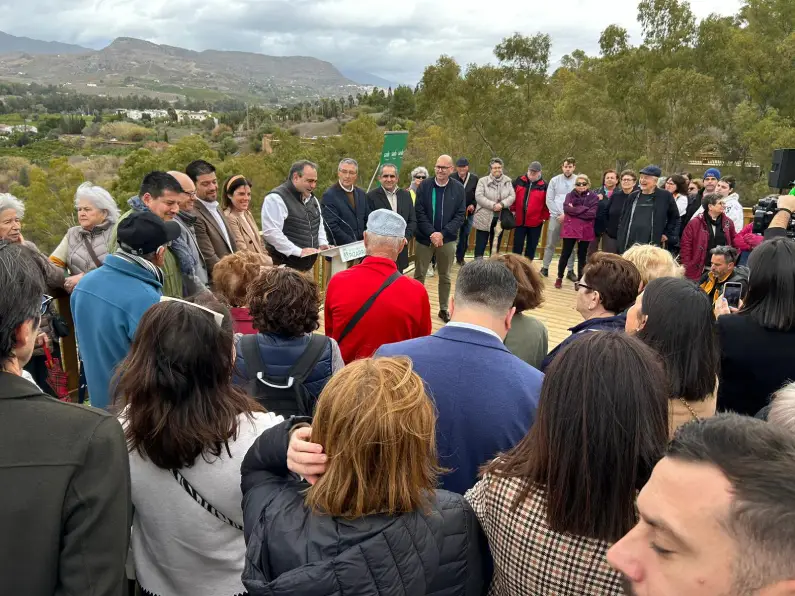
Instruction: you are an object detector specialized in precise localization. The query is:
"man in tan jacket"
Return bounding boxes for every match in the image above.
[186,159,237,281]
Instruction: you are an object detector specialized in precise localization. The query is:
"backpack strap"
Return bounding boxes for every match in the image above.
[338,271,401,345]
[288,334,329,383]
[239,334,267,382]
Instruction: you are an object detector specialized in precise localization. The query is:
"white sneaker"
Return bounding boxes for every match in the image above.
[427,265,435,277]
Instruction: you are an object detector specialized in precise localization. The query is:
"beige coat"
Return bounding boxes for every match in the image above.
[474,175,515,232]
[224,208,267,256]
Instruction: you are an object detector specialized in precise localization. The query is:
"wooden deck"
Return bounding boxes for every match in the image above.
[317,256,581,349]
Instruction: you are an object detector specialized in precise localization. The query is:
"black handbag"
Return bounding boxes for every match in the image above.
[499,208,516,230]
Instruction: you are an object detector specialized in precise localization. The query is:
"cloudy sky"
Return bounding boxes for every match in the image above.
[3,0,743,84]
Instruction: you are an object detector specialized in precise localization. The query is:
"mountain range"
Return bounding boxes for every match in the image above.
[0,31,394,102]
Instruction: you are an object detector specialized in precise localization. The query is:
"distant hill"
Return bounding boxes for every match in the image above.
[0,33,362,101]
[341,68,399,89]
[0,31,90,55]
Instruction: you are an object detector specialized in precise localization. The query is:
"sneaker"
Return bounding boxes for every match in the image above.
[566,270,578,282]
[428,265,435,277]
[456,259,465,266]
[438,309,451,323]
[554,278,563,289]
[540,267,549,277]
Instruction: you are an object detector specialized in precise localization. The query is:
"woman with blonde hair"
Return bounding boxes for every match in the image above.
[622,243,684,290]
[555,173,598,288]
[221,175,267,256]
[240,357,490,594]
[212,251,272,334]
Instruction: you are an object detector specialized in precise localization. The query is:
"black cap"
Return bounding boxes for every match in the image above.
[456,158,469,167]
[117,211,181,256]
[639,164,662,177]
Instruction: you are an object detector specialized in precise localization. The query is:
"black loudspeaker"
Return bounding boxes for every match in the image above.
[768,149,795,188]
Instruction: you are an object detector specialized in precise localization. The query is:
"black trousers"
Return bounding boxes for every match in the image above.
[513,225,543,260]
[558,238,590,280]
[474,217,504,258]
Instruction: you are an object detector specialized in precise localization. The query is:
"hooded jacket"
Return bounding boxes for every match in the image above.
[511,175,549,228]
[240,419,491,596]
[680,213,738,281]
[722,192,744,232]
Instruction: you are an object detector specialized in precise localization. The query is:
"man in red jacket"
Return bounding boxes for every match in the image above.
[511,161,549,260]
[324,209,432,363]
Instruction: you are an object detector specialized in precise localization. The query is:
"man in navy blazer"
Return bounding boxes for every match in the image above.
[321,157,370,246]
[377,259,543,494]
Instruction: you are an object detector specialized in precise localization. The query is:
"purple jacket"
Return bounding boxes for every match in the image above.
[561,190,599,241]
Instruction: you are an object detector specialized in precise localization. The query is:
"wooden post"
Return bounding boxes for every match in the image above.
[54,292,80,400]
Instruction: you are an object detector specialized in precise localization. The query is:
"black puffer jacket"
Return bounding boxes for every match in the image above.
[241,419,491,596]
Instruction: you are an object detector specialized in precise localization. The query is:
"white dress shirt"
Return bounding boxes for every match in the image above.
[260,193,328,257]
[197,199,232,250]
[445,321,503,341]
[385,188,398,211]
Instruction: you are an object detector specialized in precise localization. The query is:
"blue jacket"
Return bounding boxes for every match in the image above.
[71,254,162,409]
[377,325,543,494]
[414,177,467,245]
[233,333,334,403]
[320,184,370,246]
[540,313,627,372]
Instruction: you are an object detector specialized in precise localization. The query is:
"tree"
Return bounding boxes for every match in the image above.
[494,32,552,100]
[18,165,30,187]
[637,0,697,53]
[390,85,416,119]
[599,25,630,57]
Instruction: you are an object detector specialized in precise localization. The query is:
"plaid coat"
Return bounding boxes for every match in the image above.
[466,472,623,595]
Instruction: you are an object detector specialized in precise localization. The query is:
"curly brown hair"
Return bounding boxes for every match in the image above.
[247,267,320,337]
[491,253,544,311]
[212,251,273,307]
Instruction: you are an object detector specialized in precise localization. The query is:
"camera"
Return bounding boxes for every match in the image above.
[753,196,795,237]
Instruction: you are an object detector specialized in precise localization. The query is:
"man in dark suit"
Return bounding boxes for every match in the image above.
[321,157,370,246]
[377,259,543,494]
[366,163,416,272]
[450,157,479,265]
[0,242,130,596]
[186,159,237,280]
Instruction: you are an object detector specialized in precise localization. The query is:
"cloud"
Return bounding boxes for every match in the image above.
[2,0,743,84]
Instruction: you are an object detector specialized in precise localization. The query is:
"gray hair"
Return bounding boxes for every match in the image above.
[768,382,795,433]
[489,157,504,167]
[289,160,318,180]
[710,245,739,263]
[365,232,403,255]
[338,158,358,172]
[411,166,429,179]
[74,182,120,223]
[379,163,398,176]
[454,259,518,315]
[0,193,25,219]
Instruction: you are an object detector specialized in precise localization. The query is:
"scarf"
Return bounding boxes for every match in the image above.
[78,219,113,238]
[114,248,165,285]
[129,195,196,276]
[704,213,726,264]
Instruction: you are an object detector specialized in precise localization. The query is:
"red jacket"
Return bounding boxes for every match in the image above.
[511,176,549,227]
[231,307,257,335]
[734,222,763,252]
[324,256,432,363]
[680,214,737,280]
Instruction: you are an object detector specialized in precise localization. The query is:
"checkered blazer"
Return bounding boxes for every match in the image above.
[465,472,624,595]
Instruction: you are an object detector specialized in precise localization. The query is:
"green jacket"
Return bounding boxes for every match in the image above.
[109,209,184,298]
[0,372,130,596]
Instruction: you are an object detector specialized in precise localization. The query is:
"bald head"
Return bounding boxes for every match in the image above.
[435,154,454,184]
[168,171,196,211]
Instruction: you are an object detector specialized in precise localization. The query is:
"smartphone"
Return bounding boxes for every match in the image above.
[723,282,743,309]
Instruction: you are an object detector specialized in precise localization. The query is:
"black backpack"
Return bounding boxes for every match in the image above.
[239,334,328,417]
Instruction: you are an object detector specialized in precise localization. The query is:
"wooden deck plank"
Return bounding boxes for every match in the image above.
[318,257,580,349]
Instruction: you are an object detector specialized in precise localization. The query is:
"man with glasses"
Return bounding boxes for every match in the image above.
[617,165,680,254]
[414,154,467,323]
[451,157,479,265]
[169,170,210,295]
[366,163,416,272]
[72,210,181,410]
[321,157,370,246]
[0,241,130,596]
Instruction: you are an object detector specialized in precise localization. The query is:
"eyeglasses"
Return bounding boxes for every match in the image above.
[573,282,594,292]
[414,175,426,180]
[41,294,54,315]
[435,165,450,170]
[621,178,636,183]
[575,182,589,187]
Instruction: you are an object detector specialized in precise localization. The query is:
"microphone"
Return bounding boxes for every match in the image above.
[321,200,358,245]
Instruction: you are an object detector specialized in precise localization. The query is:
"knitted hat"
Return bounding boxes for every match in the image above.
[704,167,721,180]
[366,209,406,238]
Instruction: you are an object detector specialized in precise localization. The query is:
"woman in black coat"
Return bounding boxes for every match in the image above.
[240,357,491,595]
[601,169,638,253]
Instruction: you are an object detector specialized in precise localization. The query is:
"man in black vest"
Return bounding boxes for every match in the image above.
[261,160,330,271]
[366,163,416,272]
[450,157,479,265]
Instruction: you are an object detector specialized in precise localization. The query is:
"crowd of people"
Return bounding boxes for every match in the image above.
[1,150,795,596]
